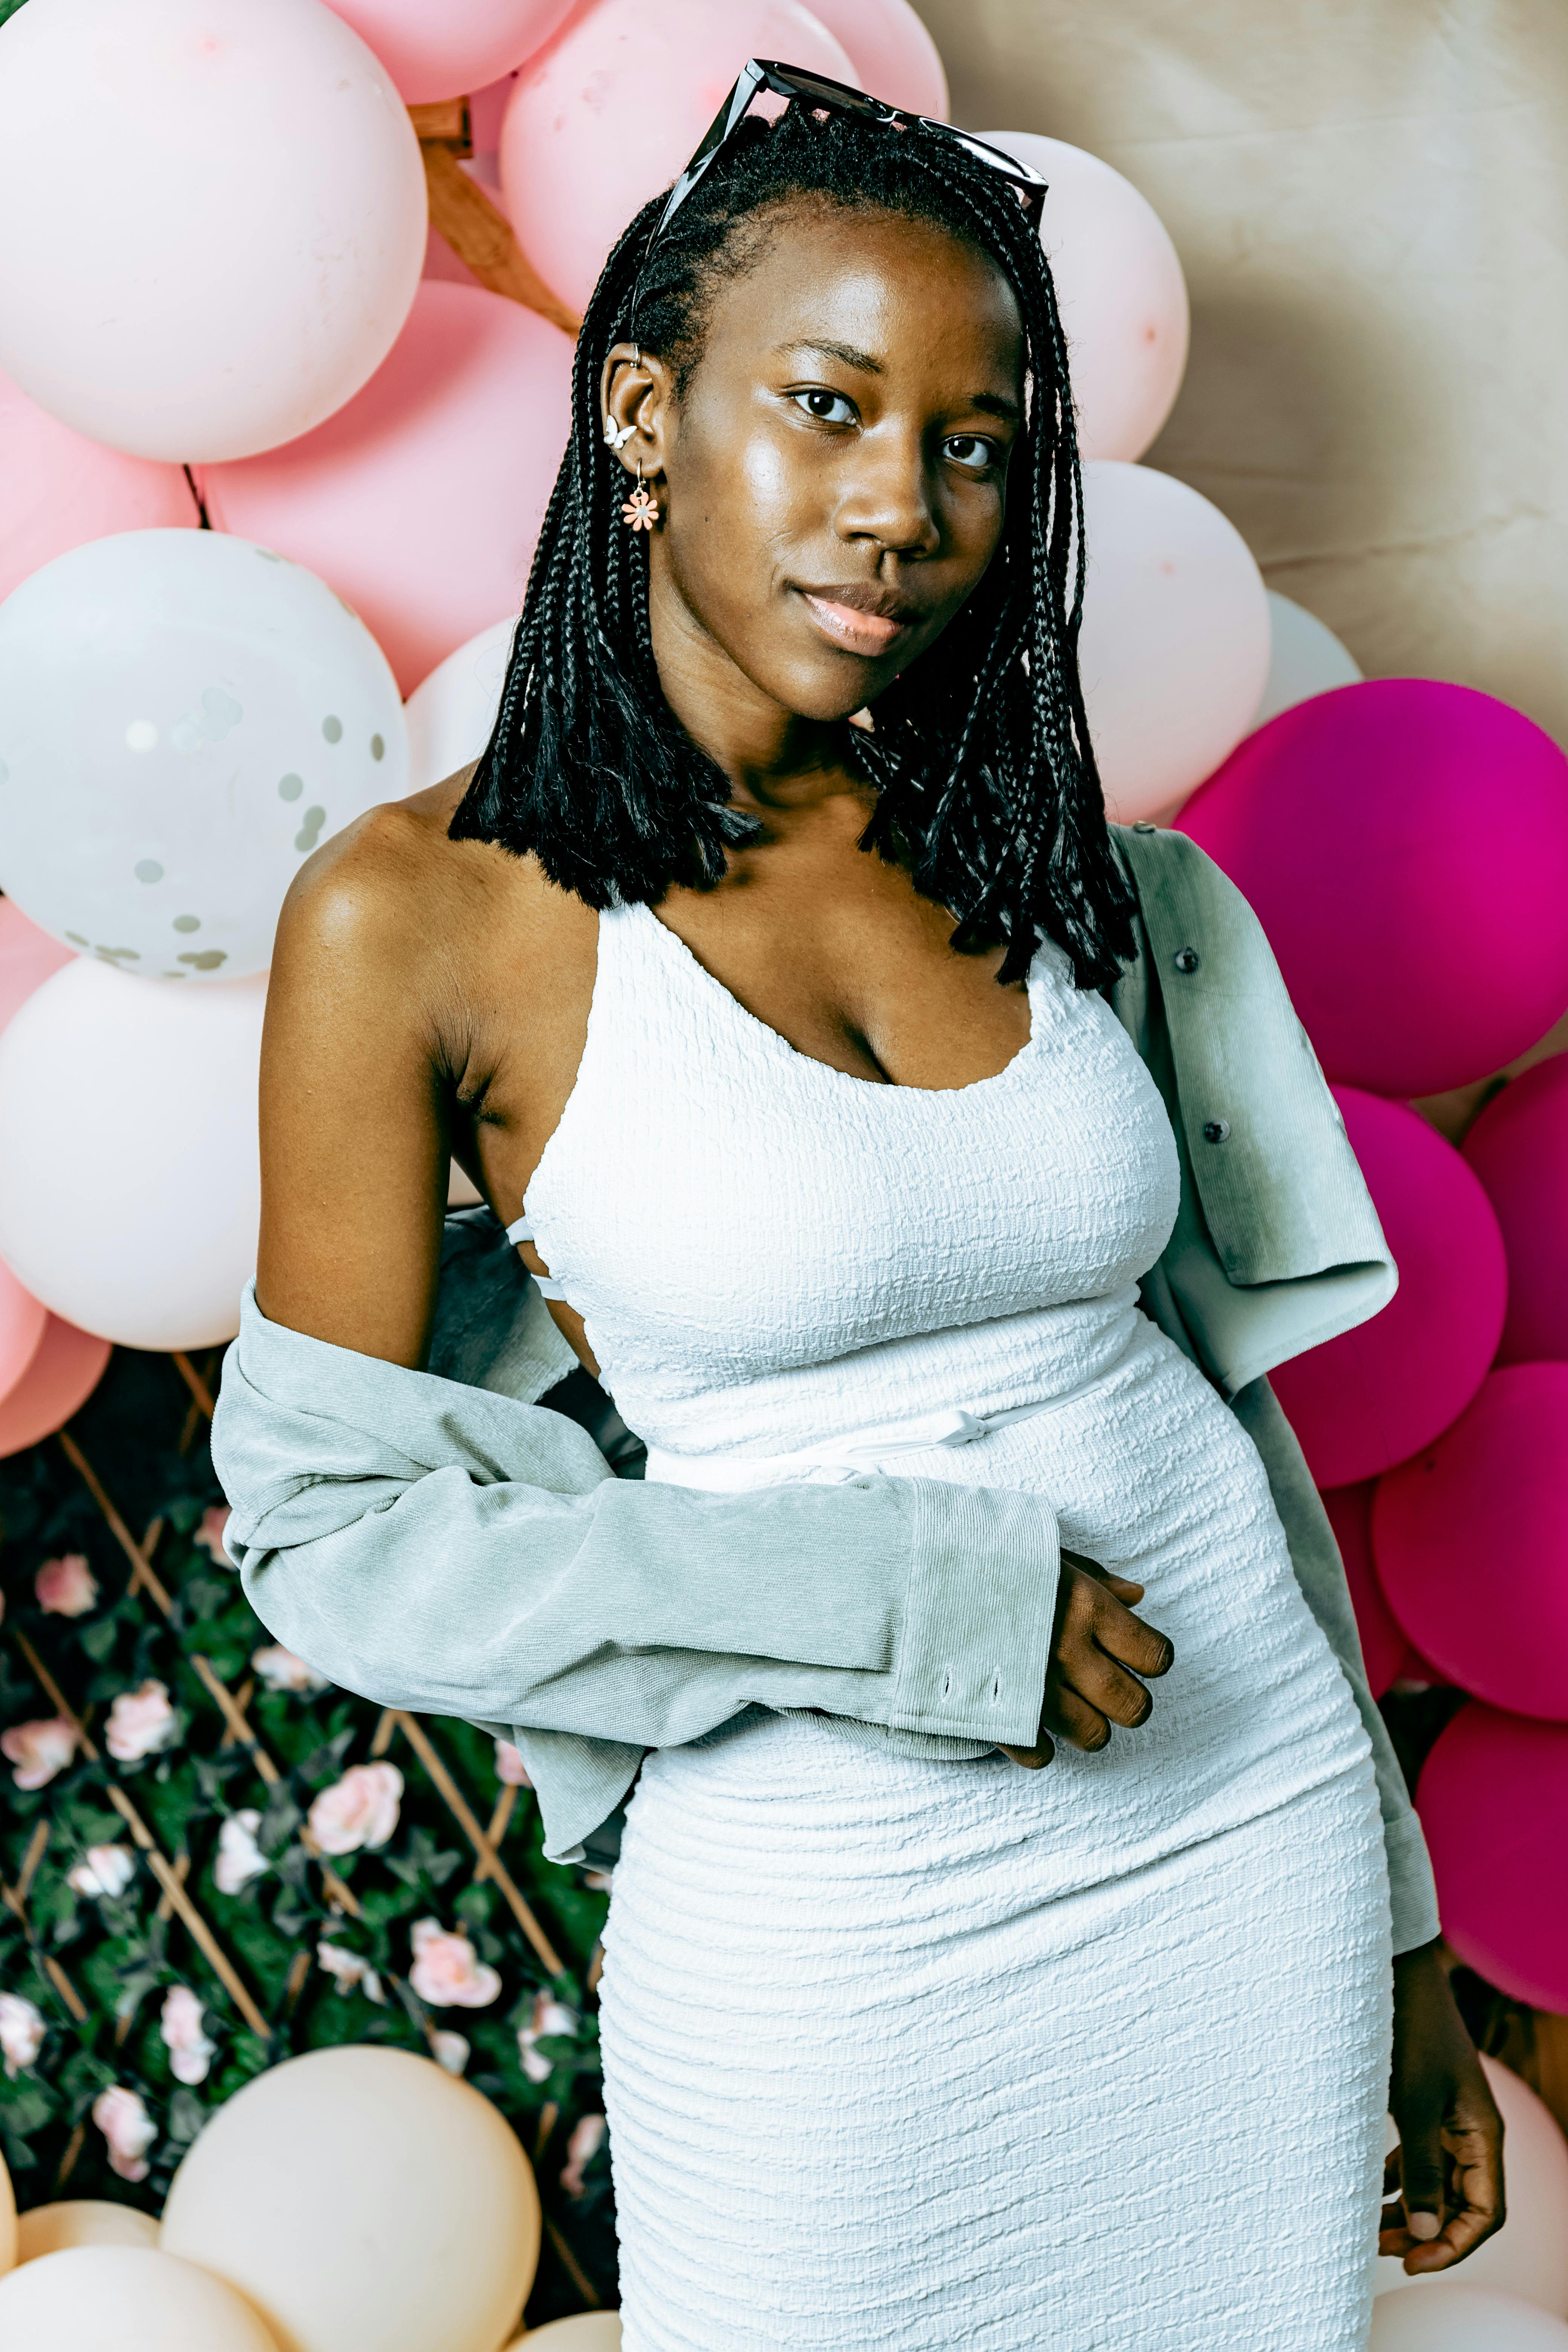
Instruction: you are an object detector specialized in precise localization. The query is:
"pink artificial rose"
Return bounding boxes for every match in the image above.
[251,1643,330,1695]
[35,1552,99,1616]
[2,1715,80,1790]
[160,1985,216,2086]
[214,1808,269,1895]
[430,2030,471,2076]
[316,1941,386,2005]
[67,1844,136,1899]
[105,1680,179,1764]
[307,1760,403,1856]
[518,1989,579,2084]
[0,1992,45,2077]
[408,1918,502,2009]
[93,2084,157,2182]
[493,1739,532,1788]
[560,2112,606,2198]
[194,1504,233,1564]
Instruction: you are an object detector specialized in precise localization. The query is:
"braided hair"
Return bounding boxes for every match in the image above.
[449,101,1137,989]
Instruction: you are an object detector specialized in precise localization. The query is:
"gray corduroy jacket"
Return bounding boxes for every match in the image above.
[213,826,1439,1953]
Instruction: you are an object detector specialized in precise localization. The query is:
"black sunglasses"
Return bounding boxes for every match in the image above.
[648,58,1049,248]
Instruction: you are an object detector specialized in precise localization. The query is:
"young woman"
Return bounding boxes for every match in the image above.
[227,69,1503,2350]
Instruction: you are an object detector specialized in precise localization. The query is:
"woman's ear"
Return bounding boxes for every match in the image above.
[600,343,675,481]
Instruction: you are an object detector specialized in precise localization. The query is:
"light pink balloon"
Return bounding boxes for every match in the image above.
[1270,1087,1507,1488]
[325,0,577,103]
[1417,1701,1568,2013]
[0,1256,47,1405]
[983,132,1188,464]
[0,367,198,605]
[500,0,856,315]
[0,899,75,1035]
[1318,1481,1405,1699]
[202,282,573,695]
[0,1316,111,1459]
[1464,1055,1568,1366]
[0,0,427,463]
[804,0,948,113]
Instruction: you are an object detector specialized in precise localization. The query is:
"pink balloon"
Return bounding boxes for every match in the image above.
[0,366,198,605]
[804,0,948,113]
[1373,1364,1568,1720]
[1464,1056,1568,1366]
[0,899,75,1035]
[1178,681,1568,1098]
[325,0,577,103]
[1417,1701,1568,2012]
[202,282,573,694]
[0,1255,47,1404]
[1270,1088,1507,1488]
[500,0,856,315]
[0,1314,111,1458]
[1318,1481,1406,1698]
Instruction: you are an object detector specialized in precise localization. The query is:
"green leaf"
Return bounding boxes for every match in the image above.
[165,2087,208,2145]
[257,1785,303,1856]
[79,1616,119,1663]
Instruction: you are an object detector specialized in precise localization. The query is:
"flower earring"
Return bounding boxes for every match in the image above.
[621,465,658,532]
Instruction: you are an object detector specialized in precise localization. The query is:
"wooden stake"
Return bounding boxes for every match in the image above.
[419,143,581,338]
[386,1712,564,1976]
[172,1351,216,1420]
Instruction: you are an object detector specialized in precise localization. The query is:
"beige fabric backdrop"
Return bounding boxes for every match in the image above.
[914,0,1568,750]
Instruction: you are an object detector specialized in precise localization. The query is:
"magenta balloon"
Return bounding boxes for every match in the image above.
[1464,1056,1568,1365]
[1417,1701,1568,2011]
[1269,1088,1506,1487]
[1178,680,1568,1096]
[0,365,198,604]
[804,0,949,113]
[0,898,74,1035]
[1319,1481,1405,1698]
[0,1314,111,1457]
[325,0,577,103]
[1373,1364,1568,1719]
[202,282,573,694]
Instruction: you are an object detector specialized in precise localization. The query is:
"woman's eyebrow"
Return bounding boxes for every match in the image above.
[773,337,884,373]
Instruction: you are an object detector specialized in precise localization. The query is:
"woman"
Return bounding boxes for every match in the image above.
[228,70,1503,2349]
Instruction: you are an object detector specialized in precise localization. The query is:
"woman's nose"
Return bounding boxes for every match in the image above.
[833,427,942,557]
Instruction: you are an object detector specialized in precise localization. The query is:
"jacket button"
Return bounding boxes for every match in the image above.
[1133,820,1157,833]
[1203,1119,1230,1144]
[1173,946,1200,974]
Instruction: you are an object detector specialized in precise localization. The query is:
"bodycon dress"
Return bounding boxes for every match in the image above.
[521,899,1393,2352]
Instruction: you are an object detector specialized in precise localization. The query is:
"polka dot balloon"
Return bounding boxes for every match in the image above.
[0,529,406,980]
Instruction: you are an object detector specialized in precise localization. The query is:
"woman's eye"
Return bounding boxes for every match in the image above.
[944,434,1000,473]
[793,389,857,425]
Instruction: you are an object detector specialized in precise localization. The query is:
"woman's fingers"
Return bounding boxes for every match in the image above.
[1382,2111,1507,2273]
[1000,1555,1176,1766]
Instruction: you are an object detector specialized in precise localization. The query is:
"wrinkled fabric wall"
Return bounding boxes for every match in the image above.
[916,0,1568,749]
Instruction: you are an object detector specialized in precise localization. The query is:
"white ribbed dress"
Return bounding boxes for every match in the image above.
[523,903,1392,2351]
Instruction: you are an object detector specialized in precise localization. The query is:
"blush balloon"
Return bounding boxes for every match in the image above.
[1464,1057,1568,1366]
[0,1260,47,1409]
[1319,1482,1406,1698]
[0,901,75,1035]
[1370,2285,1568,2350]
[0,366,199,605]
[323,0,577,103]
[0,1317,113,1459]
[805,0,947,113]
[1417,1701,1568,2014]
[1252,592,1362,729]
[499,0,855,315]
[16,2202,161,2263]
[1373,1364,1568,1720]
[1178,681,1568,1098]
[1270,1089,1506,1488]
[0,2248,280,2350]
[405,617,515,792]
[203,283,573,695]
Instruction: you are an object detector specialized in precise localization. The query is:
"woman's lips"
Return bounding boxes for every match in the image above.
[798,592,915,657]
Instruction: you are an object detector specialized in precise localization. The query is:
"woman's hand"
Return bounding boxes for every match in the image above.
[1382,1940,1505,2272]
[999,1550,1174,1769]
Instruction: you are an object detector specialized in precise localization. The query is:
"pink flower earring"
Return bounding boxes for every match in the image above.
[621,466,658,532]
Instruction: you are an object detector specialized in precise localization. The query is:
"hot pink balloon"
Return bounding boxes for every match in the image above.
[1178,680,1568,1098]
[1417,1701,1568,2012]
[0,899,75,1035]
[1270,1088,1507,1487]
[1373,1363,1568,1720]
[1464,1056,1568,1365]
[325,0,577,103]
[0,366,198,604]
[804,0,948,113]
[0,1314,111,1458]
[500,0,856,315]
[202,282,573,694]
[1318,1481,1405,1698]
[0,1256,47,1405]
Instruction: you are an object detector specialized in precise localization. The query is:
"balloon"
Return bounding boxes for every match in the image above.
[1370,2286,1568,2348]
[1076,461,1270,824]
[1417,1703,1568,2012]
[1373,1366,1568,1720]
[1377,2056,1568,2314]
[0,366,199,606]
[806,0,948,113]
[161,2047,540,2352]
[1464,1057,1568,1365]
[1270,1089,1506,1488]
[499,0,856,315]
[0,1318,113,1459]
[0,0,426,465]
[1252,592,1363,729]
[983,133,1188,465]
[0,530,406,981]
[0,1259,47,1409]
[406,618,516,792]
[203,284,571,695]
[518,2321,623,2347]
[0,900,75,1035]
[0,2247,280,2349]
[0,963,266,1350]
[17,2203,160,2263]
[1178,681,1568,1098]
[1319,1482,1406,1698]
[324,0,577,103]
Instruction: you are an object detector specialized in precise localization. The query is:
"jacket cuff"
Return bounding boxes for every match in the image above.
[1384,1804,1442,1955]
[890,1482,1060,1746]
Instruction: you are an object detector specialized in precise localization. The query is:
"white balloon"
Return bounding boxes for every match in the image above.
[517,2320,622,2347]
[0,2246,280,2350]
[405,617,517,795]
[1378,2056,1568,2315]
[1371,2284,1568,2348]
[1076,460,1271,823]
[1253,592,1364,729]
[17,2202,160,2263]
[0,961,265,1349]
[983,131,1189,464]
[0,531,407,982]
